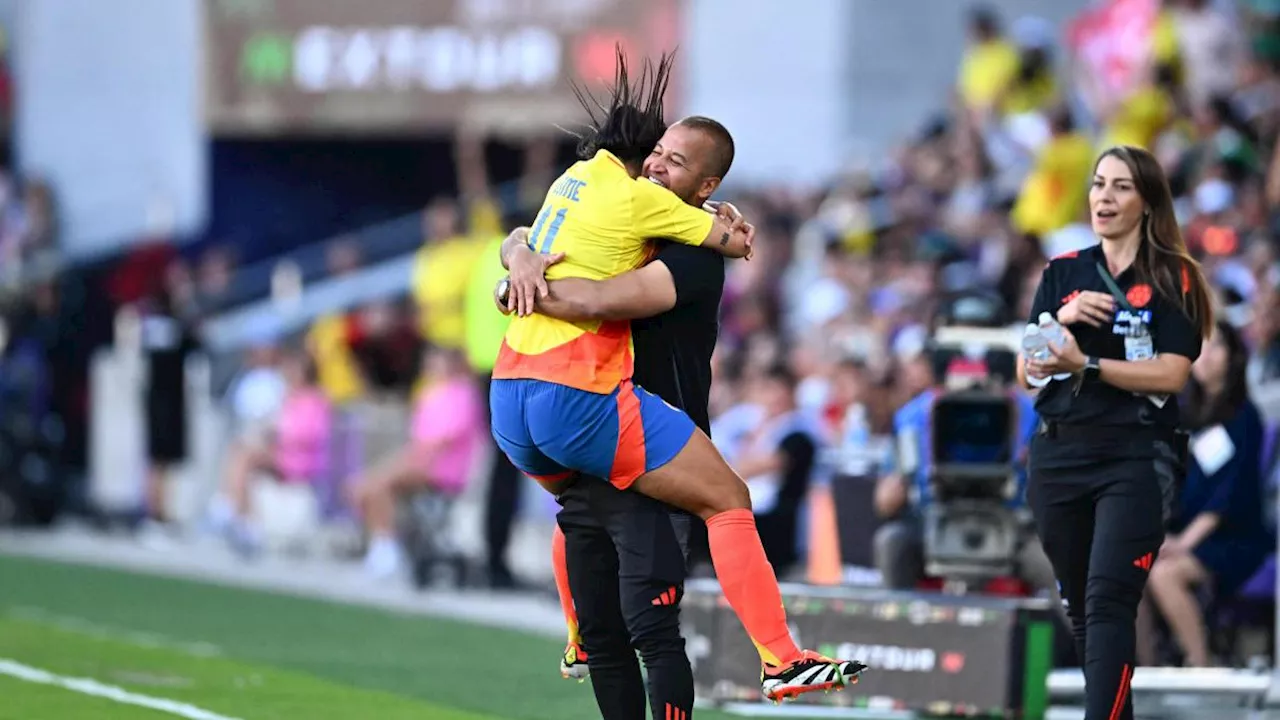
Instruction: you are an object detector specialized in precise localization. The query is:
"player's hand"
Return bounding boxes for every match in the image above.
[1027,326,1086,376]
[507,244,565,317]
[714,201,748,235]
[1057,290,1115,328]
[709,202,755,260]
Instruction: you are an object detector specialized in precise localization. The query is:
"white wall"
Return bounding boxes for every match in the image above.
[683,0,851,189]
[843,0,1093,161]
[15,0,206,257]
[684,0,1094,188]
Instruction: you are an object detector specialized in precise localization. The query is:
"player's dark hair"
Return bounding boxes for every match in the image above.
[569,46,675,169]
[674,115,735,178]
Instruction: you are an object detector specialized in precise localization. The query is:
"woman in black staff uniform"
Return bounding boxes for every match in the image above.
[1019,145,1214,720]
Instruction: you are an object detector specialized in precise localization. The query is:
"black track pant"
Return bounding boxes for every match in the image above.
[1028,435,1179,720]
[557,478,694,720]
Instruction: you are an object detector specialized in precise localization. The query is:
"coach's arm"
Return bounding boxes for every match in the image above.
[539,263,678,322]
[496,201,748,268]
[498,237,720,322]
[701,203,756,260]
[544,241,722,322]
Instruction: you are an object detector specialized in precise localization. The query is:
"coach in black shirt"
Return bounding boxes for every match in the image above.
[1020,146,1211,720]
[500,116,736,720]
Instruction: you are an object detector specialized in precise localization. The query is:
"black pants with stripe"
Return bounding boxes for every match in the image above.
[557,478,694,720]
[1028,434,1179,720]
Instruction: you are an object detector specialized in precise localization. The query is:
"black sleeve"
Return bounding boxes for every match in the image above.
[1152,295,1202,362]
[654,242,724,310]
[1027,262,1057,325]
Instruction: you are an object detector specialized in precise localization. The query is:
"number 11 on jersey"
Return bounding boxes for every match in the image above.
[529,207,568,254]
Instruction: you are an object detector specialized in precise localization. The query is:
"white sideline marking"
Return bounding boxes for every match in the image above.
[0,658,243,720]
[8,606,223,658]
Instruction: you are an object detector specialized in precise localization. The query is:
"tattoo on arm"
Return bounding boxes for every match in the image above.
[719,232,729,247]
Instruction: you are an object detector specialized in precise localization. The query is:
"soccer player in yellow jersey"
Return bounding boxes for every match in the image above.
[489,49,863,702]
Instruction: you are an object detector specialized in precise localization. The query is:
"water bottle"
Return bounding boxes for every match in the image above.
[842,404,870,449]
[1022,324,1051,388]
[1038,312,1073,381]
[840,404,875,475]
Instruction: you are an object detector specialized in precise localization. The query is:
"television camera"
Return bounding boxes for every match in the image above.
[917,292,1030,585]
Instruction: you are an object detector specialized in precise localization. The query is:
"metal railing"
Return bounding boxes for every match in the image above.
[201,253,418,352]
[202,211,425,315]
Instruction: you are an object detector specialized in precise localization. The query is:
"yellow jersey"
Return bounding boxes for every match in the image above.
[413,198,504,349]
[959,40,1021,109]
[492,149,714,393]
[1002,74,1058,116]
[1100,85,1172,151]
[413,235,490,349]
[1011,132,1096,236]
[307,314,364,404]
[463,235,513,373]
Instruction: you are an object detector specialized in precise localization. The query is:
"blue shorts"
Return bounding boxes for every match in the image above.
[489,378,696,489]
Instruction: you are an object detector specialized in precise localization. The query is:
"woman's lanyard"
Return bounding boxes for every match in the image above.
[1094,262,1167,408]
[1095,263,1137,315]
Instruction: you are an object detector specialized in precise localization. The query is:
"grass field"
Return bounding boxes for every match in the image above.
[0,554,841,720]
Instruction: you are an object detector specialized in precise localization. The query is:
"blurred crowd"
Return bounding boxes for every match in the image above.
[699,0,1280,669]
[0,169,58,290]
[6,0,1280,672]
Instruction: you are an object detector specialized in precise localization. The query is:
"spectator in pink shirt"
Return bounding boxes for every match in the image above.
[216,350,333,555]
[349,346,484,578]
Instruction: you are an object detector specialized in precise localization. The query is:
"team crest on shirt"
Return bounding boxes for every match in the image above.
[1126,283,1153,308]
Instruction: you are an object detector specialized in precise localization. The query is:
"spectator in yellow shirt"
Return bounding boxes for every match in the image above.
[1100,65,1180,151]
[306,240,365,404]
[1011,107,1096,237]
[411,196,502,351]
[464,234,513,377]
[1000,45,1059,116]
[1153,5,1184,86]
[958,7,1022,112]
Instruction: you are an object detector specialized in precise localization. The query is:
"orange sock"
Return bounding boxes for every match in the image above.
[706,509,801,667]
[551,524,581,645]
